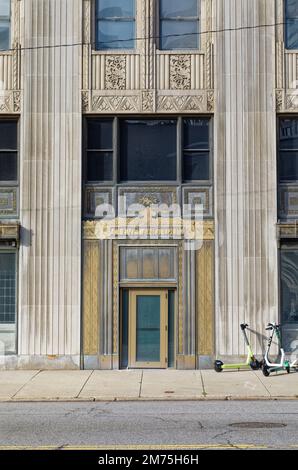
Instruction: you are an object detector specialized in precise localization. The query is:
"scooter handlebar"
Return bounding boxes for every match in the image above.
[240,323,248,330]
[267,322,281,329]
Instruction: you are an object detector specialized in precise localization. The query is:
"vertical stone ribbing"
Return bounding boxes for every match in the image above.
[19,0,82,360]
[214,0,278,356]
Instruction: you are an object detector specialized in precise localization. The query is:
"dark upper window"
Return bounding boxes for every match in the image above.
[183,119,210,181]
[0,121,18,183]
[85,117,210,183]
[0,251,17,355]
[285,0,298,49]
[0,252,16,324]
[159,0,200,50]
[120,119,177,181]
[95,0,135,50]
[0,0,10,51]
[280,244,298,353]
[86,118,113,182]
[279,119,298,182]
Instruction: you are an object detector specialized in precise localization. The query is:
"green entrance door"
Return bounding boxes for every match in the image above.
[129,290,168,368]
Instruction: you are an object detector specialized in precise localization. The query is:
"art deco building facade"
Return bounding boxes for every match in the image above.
[0,0,297,370]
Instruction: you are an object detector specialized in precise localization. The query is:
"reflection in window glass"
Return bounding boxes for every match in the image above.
[285,0,298,49]
[0,252,16,355]
[279,119,298,182]
[96,0,135,50]
[0,121,18,182]
[120,119,177,181]
[183,119,210,181]
[280,247,298,353]
[160,0,199,50]
[86,119,113,182]
[0,0,10,51]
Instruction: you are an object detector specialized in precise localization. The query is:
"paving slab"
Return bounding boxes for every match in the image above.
[257,370,298,398]
[0,371,39,399]
[141,370,204,399]
[13,370,92,400]
[201,370,270,398]
[79,370,142,400]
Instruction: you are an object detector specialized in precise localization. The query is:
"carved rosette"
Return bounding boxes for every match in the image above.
[105,56,126,90]
[170,55,191,90]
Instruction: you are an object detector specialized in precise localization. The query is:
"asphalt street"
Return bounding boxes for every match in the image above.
[0,401,297,450]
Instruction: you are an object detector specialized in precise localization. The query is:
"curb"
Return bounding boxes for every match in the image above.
[0,395,297,402]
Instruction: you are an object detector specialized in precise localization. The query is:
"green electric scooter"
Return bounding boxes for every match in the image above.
[214,323,262,372]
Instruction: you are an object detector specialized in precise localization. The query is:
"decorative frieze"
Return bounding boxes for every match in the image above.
[279,185,298,219]
[157,94,205,112]
[91,94,140,112]
[83,219,215,241]
[183,187,213,218]
[118,187,178,217]
[84,186,115,219]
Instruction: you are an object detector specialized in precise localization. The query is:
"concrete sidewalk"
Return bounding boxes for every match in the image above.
[0,369,297,402]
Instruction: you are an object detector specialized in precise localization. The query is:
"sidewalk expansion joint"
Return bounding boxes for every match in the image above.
[10,370,42,399]
[76,370,94,398]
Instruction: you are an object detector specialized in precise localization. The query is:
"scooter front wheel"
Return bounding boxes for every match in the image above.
[262,364,270,377]
[214,360,223,373]
[250,359,262,371]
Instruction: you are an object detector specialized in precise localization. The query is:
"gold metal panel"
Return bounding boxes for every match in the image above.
[125,248,139,279]
[83,220,215,241]
[196,241,214,356]
[113,241,119,355]
[128,289,168,369]
[142,248,158,279]
[159,248,171,279]
[83,240,100,355]
[178,242,184,354]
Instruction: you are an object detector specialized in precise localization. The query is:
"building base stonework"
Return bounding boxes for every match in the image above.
[0,355,81,370]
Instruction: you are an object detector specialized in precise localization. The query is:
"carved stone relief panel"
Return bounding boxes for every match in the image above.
[169,55,191,90]
[0,187,18,218]
[105,56,126,90]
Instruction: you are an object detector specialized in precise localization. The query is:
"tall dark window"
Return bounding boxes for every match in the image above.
[159,0,200,50]
[285,0,298,49]
[279,119,298,182]
[0,120,17,183]
[0,0,10,51]
[280,245,298,353]
[120,119,177,182]
[183,119,210,181]
[95,0,135,50]
[86,119,113,182]
[0,251,17,354]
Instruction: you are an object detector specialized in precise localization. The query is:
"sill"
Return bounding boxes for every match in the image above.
[91,49,137,55]
[156,49,202,55]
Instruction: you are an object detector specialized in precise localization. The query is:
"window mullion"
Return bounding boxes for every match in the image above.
[177,117,182,185]
[113,117,118,185]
